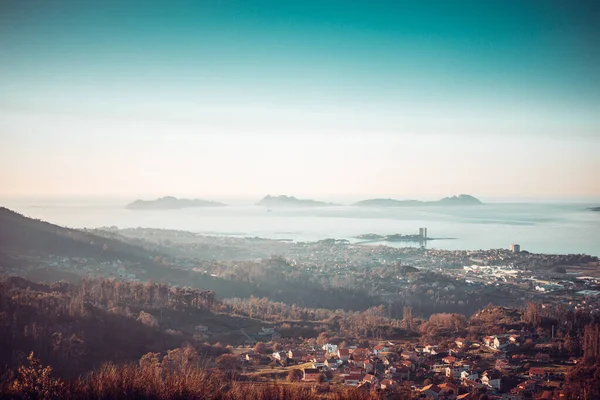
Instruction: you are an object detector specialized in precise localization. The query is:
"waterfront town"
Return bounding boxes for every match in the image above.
[1,209,599,399]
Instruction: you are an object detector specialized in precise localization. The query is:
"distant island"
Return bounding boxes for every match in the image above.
[257,195,338,207]
[354,194,482,207]
[590,207,600,212]
[126,196,226,210]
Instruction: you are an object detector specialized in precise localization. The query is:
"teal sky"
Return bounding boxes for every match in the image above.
[1,0,599,199]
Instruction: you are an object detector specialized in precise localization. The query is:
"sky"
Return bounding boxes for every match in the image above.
[1,0,599,200]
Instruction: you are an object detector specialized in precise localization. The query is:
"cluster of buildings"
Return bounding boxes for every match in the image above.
[236,329,576,399]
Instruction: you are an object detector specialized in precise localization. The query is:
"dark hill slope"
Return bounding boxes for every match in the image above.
[0,207,154,261]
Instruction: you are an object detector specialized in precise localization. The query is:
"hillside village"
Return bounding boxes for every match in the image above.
[229,310,595,399]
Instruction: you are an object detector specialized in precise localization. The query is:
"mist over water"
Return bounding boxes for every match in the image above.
[3,198,599,256]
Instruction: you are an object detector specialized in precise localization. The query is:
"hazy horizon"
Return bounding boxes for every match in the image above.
[2,1,599,199]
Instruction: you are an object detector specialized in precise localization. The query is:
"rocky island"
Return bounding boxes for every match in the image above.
[354,194,482,207]
[590,207,600,212]
[126,196,226,210]
[257,195,338,207]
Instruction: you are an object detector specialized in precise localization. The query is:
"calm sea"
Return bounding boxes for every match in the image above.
[2,199,599,256]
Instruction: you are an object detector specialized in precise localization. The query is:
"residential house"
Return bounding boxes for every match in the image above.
[447,366,468,380]
[325,358,339,370]
[509,334,521,345]
[373,344,389,354]
[353,348,371,358]
[272,351,288,362]
[529,368,546,381]
[438,382,458,399]
[462,379,485,391]
[420,384,441,399]
[423,344,439,355]
[362,374,378,386]
[455,338,469,348]
[442,356,457,364]
[337,348,350,362]
[481,370,502,390]
[460,370,478,381]
[245,353,262,363]
[323,343,338,354]
[288,350,305,362]
[513,380,538,395]
[302,368,321,382]
[483,336,495,347]
[401,360,415,370]
[344,372,362,386]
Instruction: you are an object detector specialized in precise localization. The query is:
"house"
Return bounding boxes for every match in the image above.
[483,336,495,347]
[344,372,362,386]
[442,356,457,364]
[245,353,262,362]
[447,366,467,379]
[401,360,415,370]
[363,361,374,373]
[323,343,338,354]
[423,344,439,355]
[438,382,458,399]
[337,348,350,362]
[495,358,512,371]
[455,338,468,348]
[194,325,209,333]
[420,384,441,399]
[325,358,339,370]
[481,370,502,390]
[373,344,389,354]
[288,350,305,362]
[272,351,288,362]
[462,379,485,390]
[387,365,410,381]
[460,370,478,381]
[362,374,378,386]
[302,368,321,382]
[514,380,537,395]
[351,354,369,365]
[353,348,370,358]
[529,367,546,381]
[432,363,447,373]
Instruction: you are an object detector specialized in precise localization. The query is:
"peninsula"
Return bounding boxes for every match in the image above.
[354,194,482,207]
[125,196,226,210]
[257,195,338,208]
